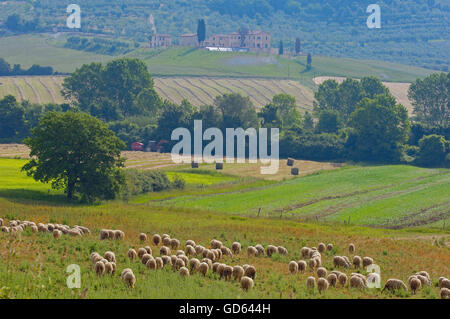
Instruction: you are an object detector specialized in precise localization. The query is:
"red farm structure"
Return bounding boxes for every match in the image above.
[131,142,144,151]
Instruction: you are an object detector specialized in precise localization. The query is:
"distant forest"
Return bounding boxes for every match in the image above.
[0,0,448,70]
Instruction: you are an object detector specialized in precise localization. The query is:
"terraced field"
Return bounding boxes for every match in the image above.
[0,76,315,110]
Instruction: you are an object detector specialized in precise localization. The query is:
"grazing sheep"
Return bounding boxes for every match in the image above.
[144,246,152,255]
[105,262,114,274]
[175,258,185,270]
[382,279,408,292]
[179,255,189,266]
[141,254,153,265]
[161,255,172,267]
[160,246,171,256]
[0,218,2,226]
[195,245,205,256]
[232,242,241,255]
[278,246,288,255]
[308,258,317,270]
[137,248,147,260]
[189,258,200,272]
[244,265,256,280]
[306,276,316,289]
[104,251,116,263]
[327,243,333,251]
[176,250,185,257]
[202,258,213,269]
[123,271,136,288]
[362,257,373,268]
[217,264,226,278]
[186,239,196,247]
[1,226,9,233]
[318,243,326,253]
[247,246,258,257]
[438,277,447,288]
[338,273,348,287]
[317,267,327,278]
[94,261,105,276]
[297,260,307,273]
[350,275,366,289]
[162,236,171,246]
[223,265,233,281]
[353,256,362,268]
[233,266,244,281]
[266,245,278,257]
[53,229,62,239]
[416,271,430,281]
[155,257,163,269]
[440,278,450,289]
[349,243,355,253]
[185,245,196,256]
[288,261,299,274]
[179,267,190,277]
[416,275,430,287]
[240,276,254,291]
[146,258,157,270]
[333,256,350,268]
[210,239,223,249]
[139,233,147,242]
[327,273,337,287]
[127,248,137,261]
[301,247,311,258]
[113,230,124,240]
[170,238,180,250]
[351,273,368,286]
[212,262,220,273]
[31,225,38,233]
[255,244,265,256]
[441,288,450,299]
[198,262,209,276]
[409,277,421,294]
[161,233,170,240]
[107,230,115,239]
[152,234,161,246]
[317,277,329,294]
[90,252,101,264]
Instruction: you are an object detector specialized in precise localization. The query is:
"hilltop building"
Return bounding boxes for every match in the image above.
[149,34,172,48]
[179,33,199,47]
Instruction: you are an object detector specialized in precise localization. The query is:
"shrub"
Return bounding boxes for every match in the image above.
[122,169,185,197]
[415,134,448,167]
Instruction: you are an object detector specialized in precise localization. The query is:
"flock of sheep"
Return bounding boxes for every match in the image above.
[1,217,449,299]
[289,242,450,298]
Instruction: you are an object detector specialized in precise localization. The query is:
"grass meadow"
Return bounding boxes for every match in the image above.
[0,157,448,299]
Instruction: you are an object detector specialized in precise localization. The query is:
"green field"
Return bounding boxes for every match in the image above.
[153,165,450,229]
[0,157,449,299]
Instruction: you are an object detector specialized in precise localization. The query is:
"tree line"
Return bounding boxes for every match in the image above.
[0,58,54,76]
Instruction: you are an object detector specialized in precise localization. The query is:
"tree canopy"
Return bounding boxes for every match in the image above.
[22,111,125,202]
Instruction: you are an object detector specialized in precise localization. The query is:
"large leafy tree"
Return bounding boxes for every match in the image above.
[347,95,410,162]
[22,111,125,202]
[62,58,159,121]
[260,94,301,129]
[408,72,449,126]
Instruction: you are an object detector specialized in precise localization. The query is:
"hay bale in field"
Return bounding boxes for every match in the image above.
[291,167,299,175]
[216,162,223,170]
[191,161,199,168]
[287,158,294,166]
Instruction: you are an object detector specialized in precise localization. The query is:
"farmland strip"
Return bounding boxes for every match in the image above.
[154,82,177,103]
[12,78,24,101]
[197,78,225,96]
[183,78,216,101]
[38,77,57,103]
[233,79,270,105]
[24,77,41,104]
[171,78,209,105]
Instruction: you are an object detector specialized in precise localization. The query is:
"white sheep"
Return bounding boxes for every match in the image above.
[152,234,161,246]
[179,266,190,277]
[139,233,147,242]
[382,279,407,292]
[123,270,136,288]
[317,277,329,294]
[288,261,298,274]
[317,267,327,278]
[233,265,244,281]
[127,248,137,261]
[362,256,373,268]
[199,262,209,276]
[327,273,337,287]
[232,242,241,255]
[240,276,254,291]
[306,276,316,289]
[441,287,450,299]
[409,277,421,294]
[244,265,256,279]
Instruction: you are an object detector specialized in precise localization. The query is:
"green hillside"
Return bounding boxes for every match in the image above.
[0,35,433,84]
[0,0,448,70]
[153,165,450,230]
